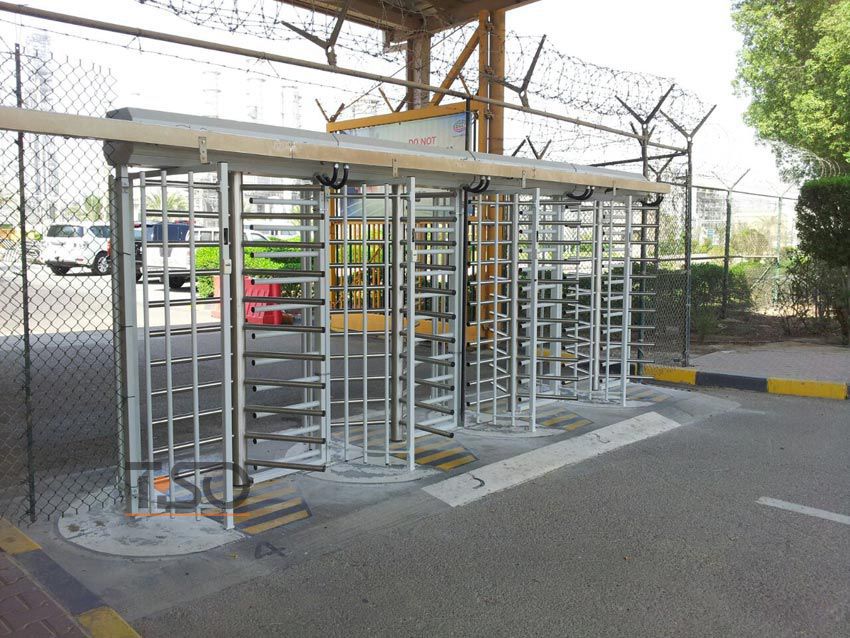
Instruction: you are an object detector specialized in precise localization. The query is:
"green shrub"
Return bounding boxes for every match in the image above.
[776,249,848,341]
[795,175,850,344]
[730,227,770,258]
[693,307,719,344]
[796,176,850,268]
[730,259,777,309]
[195,245,303,299]
[689,262,752,311]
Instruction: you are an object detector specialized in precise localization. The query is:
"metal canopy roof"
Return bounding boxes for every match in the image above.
[103,108,667,198]
[276,0,540,37]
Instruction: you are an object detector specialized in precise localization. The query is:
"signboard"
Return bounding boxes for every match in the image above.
[329,102,480,217]
[340,112,470,151]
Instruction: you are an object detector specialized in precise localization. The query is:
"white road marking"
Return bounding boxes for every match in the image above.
[423,411,682,507]
[757,497,850,526]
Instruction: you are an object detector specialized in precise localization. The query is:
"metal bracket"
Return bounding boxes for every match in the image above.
[392,157,399,178]
[198,136,209,164]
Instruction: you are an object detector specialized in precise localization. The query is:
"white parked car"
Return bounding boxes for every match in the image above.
[42,222,111,276]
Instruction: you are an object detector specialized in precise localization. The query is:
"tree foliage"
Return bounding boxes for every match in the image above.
[730,226,770,257]
[146,192,188,212]
[733,0,850,175]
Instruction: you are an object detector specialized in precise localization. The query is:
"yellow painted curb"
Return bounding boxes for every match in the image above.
[77,606,140,638]
[767,378,848,401]
[645,364,697,385]
[0,518,40,555]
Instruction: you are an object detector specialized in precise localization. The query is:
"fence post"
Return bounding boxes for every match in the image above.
[112,167,141,513]
[720,190,732,319]
[682,140,694,366]
[772,195,784,304]
[14,43,36,522]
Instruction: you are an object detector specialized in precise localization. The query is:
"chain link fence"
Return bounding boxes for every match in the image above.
[653,179,800,366]
[691,186,799,345]
[0,43,118,522]
[651,182,690,365]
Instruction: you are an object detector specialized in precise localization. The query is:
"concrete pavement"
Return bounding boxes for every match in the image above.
[649,341,850,400]
[692,341,850,384]
[0,264,201,337]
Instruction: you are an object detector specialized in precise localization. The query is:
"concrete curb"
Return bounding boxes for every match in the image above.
[0,518,139,637]
[645,365,849,401]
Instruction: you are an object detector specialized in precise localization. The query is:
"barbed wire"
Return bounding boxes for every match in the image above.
[132,0,710,170]
[6,0,713,177]
[0,16,382,106]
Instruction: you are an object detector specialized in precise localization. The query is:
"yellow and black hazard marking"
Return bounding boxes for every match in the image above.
[391,434,478,471]
[206,477,311,536]
[534,404,594,432]
[332,424,478,472]
[332,424,477,472]
[628,384,669,404]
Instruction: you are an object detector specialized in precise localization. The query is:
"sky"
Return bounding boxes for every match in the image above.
[508,0,788,193]
[0,0,794,196]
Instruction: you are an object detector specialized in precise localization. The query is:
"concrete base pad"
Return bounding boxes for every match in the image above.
[57,503,243,557]
[463,422,562,438]
[310,458,440,484]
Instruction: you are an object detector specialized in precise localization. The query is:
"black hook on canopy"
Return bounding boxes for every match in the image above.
[314,163,338,187]
[641,194,664,207]
[464,176,491,194]
[334,164,350,189]
[565,186,594,201]
[314,163,350,189]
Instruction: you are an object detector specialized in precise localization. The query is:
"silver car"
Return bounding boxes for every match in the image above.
[42,222,111,276]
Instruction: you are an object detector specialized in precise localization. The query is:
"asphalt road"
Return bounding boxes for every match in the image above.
[134,389,850,637]
[0,263,195,336]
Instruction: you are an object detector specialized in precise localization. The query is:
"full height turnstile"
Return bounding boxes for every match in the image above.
[399,181,465,467]
[117,161,659,527]
[463,191,660,430]
[118,165,236,527]
[121,168,471,523]
[235,179,331,476]
[97,109,670,534]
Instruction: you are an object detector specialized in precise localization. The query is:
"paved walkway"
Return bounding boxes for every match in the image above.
[0,553,84,637]
[691,341,850,383]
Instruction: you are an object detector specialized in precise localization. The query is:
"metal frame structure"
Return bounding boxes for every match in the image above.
[0,105,666,526]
